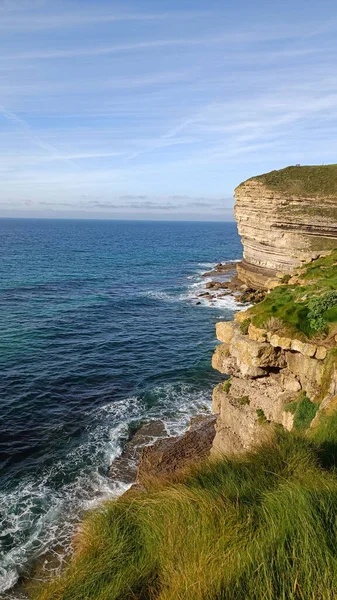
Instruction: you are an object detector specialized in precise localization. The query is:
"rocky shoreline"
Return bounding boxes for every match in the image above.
[107,259,264,488]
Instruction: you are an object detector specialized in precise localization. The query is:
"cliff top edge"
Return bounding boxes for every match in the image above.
[236,164,337,198]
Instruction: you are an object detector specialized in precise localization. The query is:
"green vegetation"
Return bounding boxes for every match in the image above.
[243,164,337,197]
[248,249,337,338]
[239,318,251,335]
[256,408,268,424]
[307,291,337,332]
[30,426,337,600]
[284,392,319,432]
[238,395,250,406]
[280,273,291,284]
[222,378,231,394]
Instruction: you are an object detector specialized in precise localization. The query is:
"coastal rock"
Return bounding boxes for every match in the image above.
[286,352,324,398]
[248,323,268,342]
[234,169,337,289]
[109,420,167,483]
[137,415,216,484]
[315,346,328,360]
[215,321,237,344]
[290,339,317,357]
[211,378,295,455]
[269,334,292,350]
[212,343,239,376]
[230,335,286,373]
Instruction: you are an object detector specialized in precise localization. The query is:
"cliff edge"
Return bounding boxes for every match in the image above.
[212,249,337,455]
[235,165,337,289]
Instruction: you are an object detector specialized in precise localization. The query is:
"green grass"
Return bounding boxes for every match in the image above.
[239,318,251,335]
[248,249,337,338]
[238,395,250,406]
[238,164,337,197]
[29,428,337,600]
[256,408,268,424]
[284,393,319,432]
[222,378,231,394]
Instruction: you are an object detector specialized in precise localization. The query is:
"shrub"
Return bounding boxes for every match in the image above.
[307,291,337,332]
[222,378,231,394]
[238,395,250,406]
[280,273,291,284]
[256,408,268,424]
[240,318,251,335]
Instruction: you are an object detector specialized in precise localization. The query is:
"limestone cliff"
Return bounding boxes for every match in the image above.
[234,165,337,289]
[211,314,333,454]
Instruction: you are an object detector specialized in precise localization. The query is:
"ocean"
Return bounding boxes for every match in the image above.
[0,218,242,596]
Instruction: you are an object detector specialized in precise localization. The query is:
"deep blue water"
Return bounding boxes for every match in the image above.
[0,219,242,594]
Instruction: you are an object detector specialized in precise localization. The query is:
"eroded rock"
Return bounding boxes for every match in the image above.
[137,415,216,484]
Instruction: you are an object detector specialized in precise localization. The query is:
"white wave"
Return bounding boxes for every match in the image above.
[144,382,212,437]
[0,383,214,594]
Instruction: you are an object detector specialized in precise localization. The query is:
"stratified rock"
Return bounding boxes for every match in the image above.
[234,167,337,289]
[137,415,216,484]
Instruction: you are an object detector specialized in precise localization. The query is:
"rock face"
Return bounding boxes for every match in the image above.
[234,174,337,289]
[211,317,336,455]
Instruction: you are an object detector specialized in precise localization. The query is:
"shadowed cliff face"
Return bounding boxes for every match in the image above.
[234,169,337,289]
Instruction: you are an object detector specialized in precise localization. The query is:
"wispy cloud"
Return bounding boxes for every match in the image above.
[1,2,337,219]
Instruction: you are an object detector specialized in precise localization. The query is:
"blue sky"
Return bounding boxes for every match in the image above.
[1,0,337,220]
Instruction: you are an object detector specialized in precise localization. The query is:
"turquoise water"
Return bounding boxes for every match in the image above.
[0,219,242,594]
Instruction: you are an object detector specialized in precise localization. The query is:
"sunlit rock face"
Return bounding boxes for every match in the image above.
[234,179,337,289]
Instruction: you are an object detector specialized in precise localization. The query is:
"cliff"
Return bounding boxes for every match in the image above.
[234,165,337,289]
[211,250,337,455]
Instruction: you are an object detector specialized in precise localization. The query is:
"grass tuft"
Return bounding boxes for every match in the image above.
[284,392,318,431]
[239,318,251,335]
[222,378,231,394]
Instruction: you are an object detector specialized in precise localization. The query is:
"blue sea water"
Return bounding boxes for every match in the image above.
[0,218,242,595]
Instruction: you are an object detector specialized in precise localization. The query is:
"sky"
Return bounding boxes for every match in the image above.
[1,0,337,221]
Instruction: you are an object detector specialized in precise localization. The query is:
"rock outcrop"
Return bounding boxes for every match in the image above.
[211,315,337,455]
[234,167,337,289]
[136,415,216,484]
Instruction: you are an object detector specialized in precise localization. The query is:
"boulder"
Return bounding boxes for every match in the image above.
[215,321,237,344]
[286,352,324,397]
[269,334,292,350]
[248,323,268,342]
[315,346,327,360]
[291,339,317,357]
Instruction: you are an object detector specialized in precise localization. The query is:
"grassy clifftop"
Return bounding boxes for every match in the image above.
[239,164,337,197]
[249,249,337,340]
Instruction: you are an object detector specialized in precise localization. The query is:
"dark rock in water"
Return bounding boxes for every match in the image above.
[202,262,237,277]
[237,288,266,304]
[137,414,216,484]
[196,301,201,305]
[109,420,167,484]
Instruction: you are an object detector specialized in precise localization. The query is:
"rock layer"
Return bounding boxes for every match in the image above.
[234,177,337,289]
